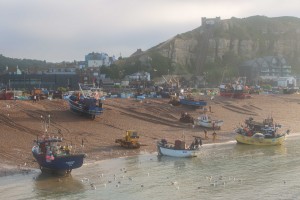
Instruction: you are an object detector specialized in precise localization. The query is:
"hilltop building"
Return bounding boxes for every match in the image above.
[201,17,221,28]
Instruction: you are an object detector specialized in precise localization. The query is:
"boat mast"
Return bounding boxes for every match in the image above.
[78,83,86,98]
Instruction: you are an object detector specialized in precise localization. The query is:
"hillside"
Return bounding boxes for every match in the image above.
[0,54,55,71]
[2,16,300,82]
[132,16,300,78]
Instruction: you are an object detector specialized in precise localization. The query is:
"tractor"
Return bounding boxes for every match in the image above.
[115,130,140,149]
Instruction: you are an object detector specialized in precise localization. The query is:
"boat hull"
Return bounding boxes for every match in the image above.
[194,120,223,129]
[68,98,103,118]
[157,145,199,157]
[32,147,85,174]
[179,99,207,107]
[235,134,285,146]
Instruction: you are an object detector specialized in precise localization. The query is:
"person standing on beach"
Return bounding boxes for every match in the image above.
[204,129,208,139]
[212,131,217,142]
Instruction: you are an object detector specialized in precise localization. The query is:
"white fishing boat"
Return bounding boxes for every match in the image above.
[194,114,224,129]
[157,138,201,158]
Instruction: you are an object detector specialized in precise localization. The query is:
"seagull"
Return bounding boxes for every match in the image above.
[90,183,96,190]
[171,181,178,185]
[210,182,216,187]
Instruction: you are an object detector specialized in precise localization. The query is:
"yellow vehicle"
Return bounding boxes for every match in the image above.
[115,130,140,149]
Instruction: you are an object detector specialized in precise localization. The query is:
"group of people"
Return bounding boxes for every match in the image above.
[203,129,217,141]
[190,137,202,150]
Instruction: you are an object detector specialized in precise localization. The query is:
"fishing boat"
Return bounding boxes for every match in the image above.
[32,137,85,175]
[179,95,207,107]
[0,89,14,100]
[68,84,104,119]
[235,133,286,145]
[194,114,224,129]
[235,117,289,145]
[219,77,251,99]
[157,138,201,157]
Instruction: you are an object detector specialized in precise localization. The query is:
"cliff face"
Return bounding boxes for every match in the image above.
[141,16,300,74]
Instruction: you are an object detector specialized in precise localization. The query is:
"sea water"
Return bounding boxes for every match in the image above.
[1,135,300,200]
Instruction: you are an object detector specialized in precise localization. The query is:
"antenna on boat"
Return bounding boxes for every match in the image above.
[40,115,45,133]
[78,83,86,98]
[47,114,51,133]
[40,114,51,134]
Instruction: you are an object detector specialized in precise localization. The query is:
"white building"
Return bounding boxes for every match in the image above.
[128,72,151,81]
[85,52,115,68]
[277,77,296,88]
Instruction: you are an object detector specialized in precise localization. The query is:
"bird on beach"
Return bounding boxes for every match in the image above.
[90,183,96,190]
[171,181,178,185]
[82,177,89,183]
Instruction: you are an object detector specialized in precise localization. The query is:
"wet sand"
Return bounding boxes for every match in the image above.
[0,94,299,174]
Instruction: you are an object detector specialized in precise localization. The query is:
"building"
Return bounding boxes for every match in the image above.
[240,55,292,84]
[4,66,22,75]
[0,74,79,90]
[85,52,116,68]
[277,77,297,87]
[44,67,76,75]
[201,17,221,28]
[128,72,151,82]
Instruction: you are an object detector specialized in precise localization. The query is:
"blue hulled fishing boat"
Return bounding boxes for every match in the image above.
[179,94,207,107]
[68,84,104,119]
[32,137,85,175]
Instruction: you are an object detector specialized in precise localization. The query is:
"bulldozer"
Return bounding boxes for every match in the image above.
[115,130,140,149]
[31,88,48,100]
[179,112,194,123]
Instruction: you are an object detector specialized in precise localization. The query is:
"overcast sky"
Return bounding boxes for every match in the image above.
[0,0,299,62]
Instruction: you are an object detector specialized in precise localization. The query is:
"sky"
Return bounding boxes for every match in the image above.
[0,0,300,63]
